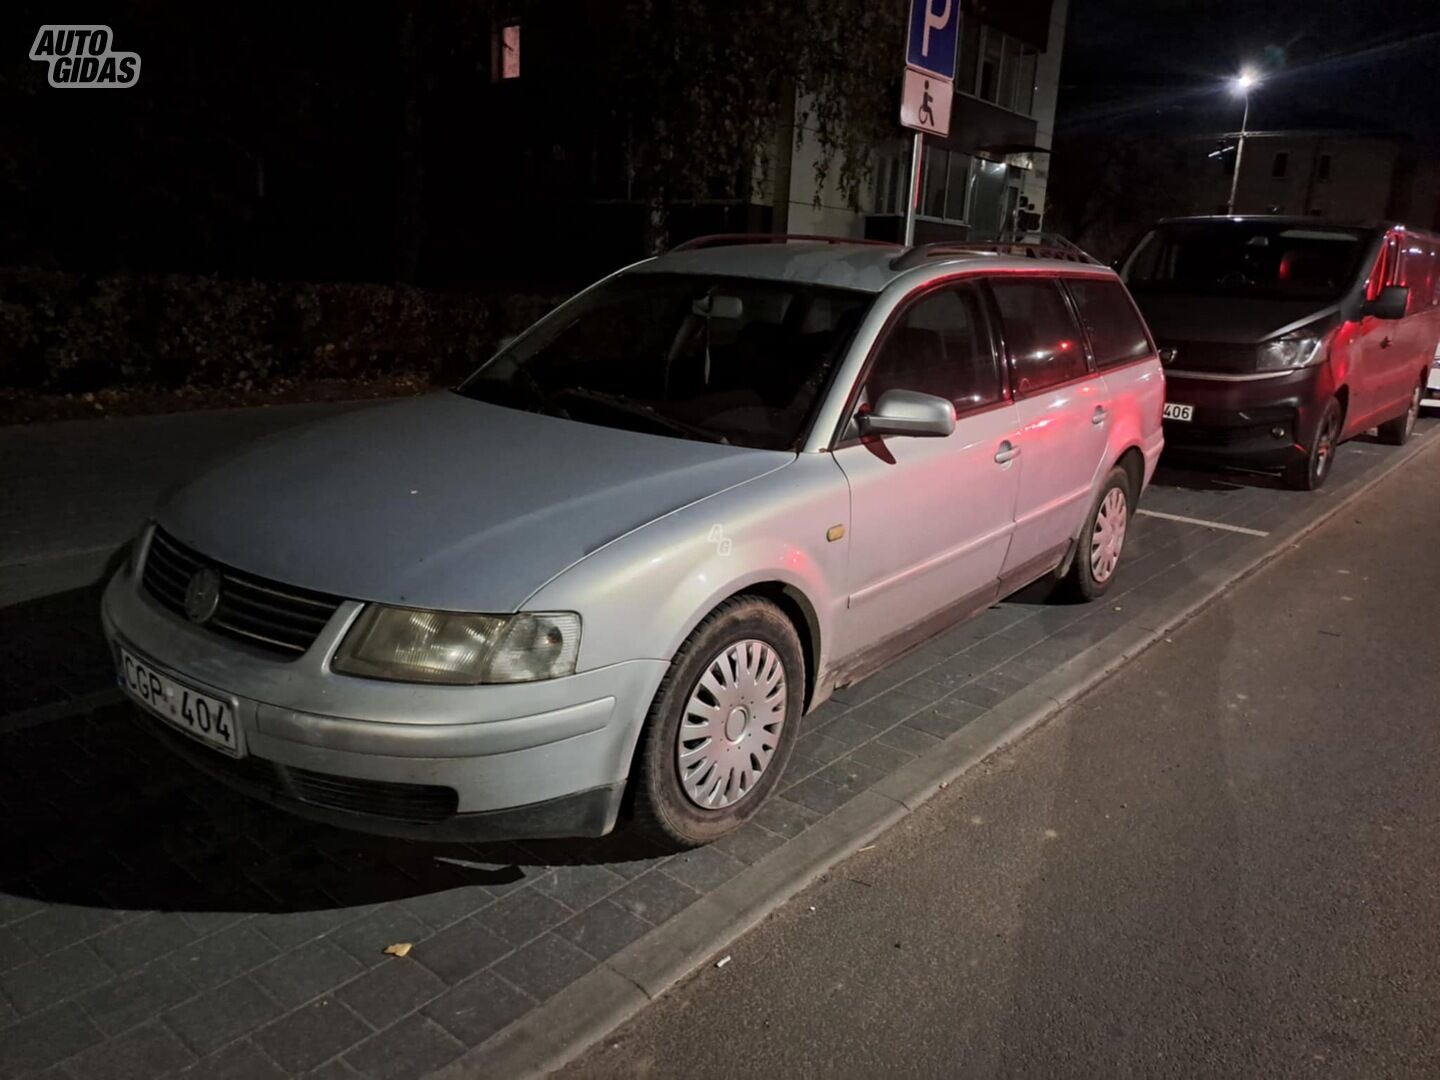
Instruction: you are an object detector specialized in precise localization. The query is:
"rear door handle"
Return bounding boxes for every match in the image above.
[1092,406,1109,426]
[994,441,1020,465]
[1380,336,1393,349]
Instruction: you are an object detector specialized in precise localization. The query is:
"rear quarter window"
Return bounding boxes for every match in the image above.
[1067,278,1153,368]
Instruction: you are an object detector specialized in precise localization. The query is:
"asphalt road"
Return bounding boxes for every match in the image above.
[566,443,1440,1078]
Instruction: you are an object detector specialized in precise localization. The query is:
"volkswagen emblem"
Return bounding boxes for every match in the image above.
[184,567,222,624]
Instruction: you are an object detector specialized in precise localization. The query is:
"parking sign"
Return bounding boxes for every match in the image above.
[906,0,959,81]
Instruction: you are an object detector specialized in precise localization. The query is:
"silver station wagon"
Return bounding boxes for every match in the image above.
[102,237,1164,848]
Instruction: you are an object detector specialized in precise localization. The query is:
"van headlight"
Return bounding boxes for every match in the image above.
[332,607,581,684]
[1256,332,1324,371]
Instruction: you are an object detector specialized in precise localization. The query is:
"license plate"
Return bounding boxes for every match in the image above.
[1163,402,1194,422]
[118,647,241,756]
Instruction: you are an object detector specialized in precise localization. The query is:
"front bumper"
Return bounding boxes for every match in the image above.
[101,566,669,840]
[1161,366,1330,468]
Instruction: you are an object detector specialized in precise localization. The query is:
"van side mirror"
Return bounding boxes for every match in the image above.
[857,390,956,439]
[1363,285,1409,321]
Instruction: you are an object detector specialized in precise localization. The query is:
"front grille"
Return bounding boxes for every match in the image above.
[142,528,342,657]
[288,767,459,822]
[1161,340,1259,375]
[1164,421,1273,448]
[144,718,458,823]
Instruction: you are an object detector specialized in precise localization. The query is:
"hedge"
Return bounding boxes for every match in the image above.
[0,271,562,394]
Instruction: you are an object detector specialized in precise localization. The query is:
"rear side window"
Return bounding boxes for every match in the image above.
[864,286,1001,413]
[988,279,1089,395]
[1067,279,1153,368]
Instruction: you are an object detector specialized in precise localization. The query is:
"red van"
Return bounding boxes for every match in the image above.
[1121,217,1440,488]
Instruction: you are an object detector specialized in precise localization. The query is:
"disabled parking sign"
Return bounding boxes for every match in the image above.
[901,0,956,136]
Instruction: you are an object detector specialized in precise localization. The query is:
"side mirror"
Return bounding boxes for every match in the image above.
[858,389,956,439]
[1363,285,1409,321]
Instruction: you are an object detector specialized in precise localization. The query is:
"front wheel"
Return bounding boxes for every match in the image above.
[631,596,803,849]
[1284,398,1342,490]
[1060,467,1131,602]
[1377,376,1423,446]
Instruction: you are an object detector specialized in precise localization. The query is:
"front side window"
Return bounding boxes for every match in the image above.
[862,286,1001,414]
[459,273,872,451]
[1067,279,1153,368]
[989,278,1089,395]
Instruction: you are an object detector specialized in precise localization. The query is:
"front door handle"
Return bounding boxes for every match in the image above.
[1092,405,1109,426]
[994,441,1020,465]
[1380,336,1393,349]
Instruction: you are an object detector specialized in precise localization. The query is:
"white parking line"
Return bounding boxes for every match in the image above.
[1136,508,1270,537]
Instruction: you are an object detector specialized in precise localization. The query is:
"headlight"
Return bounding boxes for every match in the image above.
[1256,333,1324,371]
[332,607,581,684]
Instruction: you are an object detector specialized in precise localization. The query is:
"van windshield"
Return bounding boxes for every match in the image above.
[1122,222,1373,302]
[457,273,872,451]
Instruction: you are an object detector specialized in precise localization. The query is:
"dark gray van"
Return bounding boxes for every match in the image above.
[1121,216,1440,488]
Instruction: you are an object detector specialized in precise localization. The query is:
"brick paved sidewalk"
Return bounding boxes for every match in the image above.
[0,415,1430,1078]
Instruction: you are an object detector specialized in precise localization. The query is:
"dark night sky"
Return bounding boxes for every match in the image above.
[1058,0,1440,145]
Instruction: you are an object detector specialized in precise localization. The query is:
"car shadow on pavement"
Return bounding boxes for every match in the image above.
[0,703,664,916]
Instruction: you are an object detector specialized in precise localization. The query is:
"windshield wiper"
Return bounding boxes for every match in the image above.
[555,388,729,445]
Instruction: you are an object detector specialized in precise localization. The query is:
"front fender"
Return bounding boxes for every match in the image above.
[524,454,850,681]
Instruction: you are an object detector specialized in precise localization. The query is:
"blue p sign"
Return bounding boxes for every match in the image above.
[906,0,959,81]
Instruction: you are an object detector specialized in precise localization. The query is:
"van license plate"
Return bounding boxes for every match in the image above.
[118,648,241,756]
[1163,403,1194,422]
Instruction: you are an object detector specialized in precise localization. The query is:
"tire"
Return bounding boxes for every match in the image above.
[1284,398,1342,490]
[631,596,804,849]
[1060,466,1132,602]
[1377,375,1423,446]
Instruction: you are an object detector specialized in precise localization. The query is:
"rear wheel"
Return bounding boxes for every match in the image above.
[1377,376,1423,446]
[631,596,803,849]
[1284,398,1342,491]
[1060,467,1131,602]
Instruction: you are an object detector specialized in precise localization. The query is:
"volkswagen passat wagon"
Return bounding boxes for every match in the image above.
[103,237,1164,848]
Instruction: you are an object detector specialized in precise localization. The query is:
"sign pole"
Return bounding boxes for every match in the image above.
[903,131,923,246]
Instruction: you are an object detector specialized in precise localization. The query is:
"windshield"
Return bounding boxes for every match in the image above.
[1122,222,1374,301]
[457,272,872,451]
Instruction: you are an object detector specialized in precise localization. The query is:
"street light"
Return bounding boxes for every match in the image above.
[1226,69,1260,215]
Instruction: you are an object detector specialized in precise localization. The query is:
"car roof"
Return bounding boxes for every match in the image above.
[632,241,1112,294]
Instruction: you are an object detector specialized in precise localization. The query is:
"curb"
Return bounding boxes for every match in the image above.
[437,427,1439,1080]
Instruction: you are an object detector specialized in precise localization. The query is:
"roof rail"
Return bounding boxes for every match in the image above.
[670,233,899,253]
[890,233,1102,271]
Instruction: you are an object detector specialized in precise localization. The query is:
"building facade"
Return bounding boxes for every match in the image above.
[1211,129,1440,227]
[775,0,1068,243]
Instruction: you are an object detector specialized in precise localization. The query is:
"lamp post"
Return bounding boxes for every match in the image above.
[1226,70,1259,215]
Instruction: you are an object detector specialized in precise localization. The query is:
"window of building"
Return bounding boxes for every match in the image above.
[1272,151,1289,179]
[957,20,1039,117]
[492,21,521,81]
[865,287,1001,413]
[1067,279,1152,368]
[874,147,974,224]
[1317,154,1332,182]
[978,30,1002,102]
[989,279,1089,394]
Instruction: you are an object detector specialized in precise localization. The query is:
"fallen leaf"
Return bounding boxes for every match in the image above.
[384,942,413,958]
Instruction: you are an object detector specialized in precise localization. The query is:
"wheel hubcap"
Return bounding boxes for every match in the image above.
[1090,487,1128,584]
[677,639,787,810]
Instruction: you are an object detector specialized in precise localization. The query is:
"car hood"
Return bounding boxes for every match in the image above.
[1131,292,1339,344]
[158,393,792,611]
